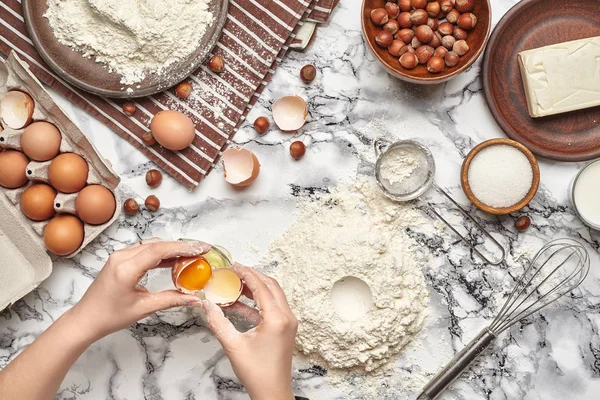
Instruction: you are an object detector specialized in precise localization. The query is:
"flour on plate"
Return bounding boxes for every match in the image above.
[44,0,214,85]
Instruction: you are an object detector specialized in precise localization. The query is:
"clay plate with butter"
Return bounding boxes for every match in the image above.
[482,0,600,161]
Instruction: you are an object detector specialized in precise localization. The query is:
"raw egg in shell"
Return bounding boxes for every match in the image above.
[21,121,62,161]
[20,183,56,221]
[172,257,213,293]
[0,150,29,189]
[43,214,85,256]
[48,153,88,193]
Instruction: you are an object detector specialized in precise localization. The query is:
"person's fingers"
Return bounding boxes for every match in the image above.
[109,238,163,261]
[233,264,278,314]
[224,301,261,327]
[200,300,241,346]
[253,271,294,316]
[241,285,254,301]
[126,241,211,280]
[140,290,200,314]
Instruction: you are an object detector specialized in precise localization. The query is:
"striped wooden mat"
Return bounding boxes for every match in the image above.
[0,0,338,189]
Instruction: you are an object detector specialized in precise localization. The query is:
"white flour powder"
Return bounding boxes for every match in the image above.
[44,0,214,85]
[379,146,423,185]
[266,178,430,372]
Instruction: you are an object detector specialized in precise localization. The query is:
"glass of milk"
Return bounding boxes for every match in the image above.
[570,160,600,230]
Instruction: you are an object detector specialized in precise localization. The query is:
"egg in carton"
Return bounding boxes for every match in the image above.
[0,53,121,311]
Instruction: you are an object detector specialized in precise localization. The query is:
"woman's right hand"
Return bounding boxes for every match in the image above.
[201,264,298,400]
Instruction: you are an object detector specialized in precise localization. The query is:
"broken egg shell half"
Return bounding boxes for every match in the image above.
[203,268,244,308]
[1,91,35,129]
[272,95,308,132]
[222,147,260,187]
[172,256,213,294]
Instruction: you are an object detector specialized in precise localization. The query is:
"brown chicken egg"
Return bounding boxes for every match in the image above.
[48,153,89,193]
[0,150,29,189]
[43,214,85,256]
[21,122,62,161]
[150,110,195,151]
[20,183,56,221]
[75,185,116,225]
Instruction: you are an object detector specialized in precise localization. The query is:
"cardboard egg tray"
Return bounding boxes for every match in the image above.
[0,53,121,311]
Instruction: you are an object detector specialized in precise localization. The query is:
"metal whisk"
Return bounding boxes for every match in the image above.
[417,238,590,400]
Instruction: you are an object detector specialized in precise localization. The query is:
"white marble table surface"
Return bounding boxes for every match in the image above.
[2,0,600,399]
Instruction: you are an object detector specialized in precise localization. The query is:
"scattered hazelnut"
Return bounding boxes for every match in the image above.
[254,116,270,134]
[441,35,456,50]
[399,0,412,12]
[427,56,445,73]
[410,9,428,25]
[399,52,419,69]
[300,65,317,83]
[440,0,454,13]
[457,12,477,30]
[438,21,454,36]
[429,31,442,48]
[515,215,531,232]
[397,12,413,28]
[434,46,448,58]
[290,141,306,160]
[454,0,474,13]
[446,8,460,24]
[123,103,136,117]
[388,40,406,57]
[411,36,422,48]
[385,2,401,18]
[370,8,389,25]
[411,0,427,9]
[396,28,415,43]
[415,25,434,43]
[145,195,160,212]
[445,51,460,67]
[426,1,440,17]
[175,82,192,99]
[453,39,470,56]
[124,198,139,216]
[145,169,163,188]
[426,17,439,31]
[415,45,434,64]
[208,55,225,73]
[375,30,394,48]
[142,131,157,146]
[453,26,468,41]
[383,19,400,35]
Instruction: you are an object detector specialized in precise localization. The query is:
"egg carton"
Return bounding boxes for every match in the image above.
[0,53,121,311]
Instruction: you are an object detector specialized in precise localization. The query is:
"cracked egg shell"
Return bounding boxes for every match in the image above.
[1,91,34,129]
[272,96,308,132]
[172,257,213,294]
[204,268,243,307]
[222,147,260,187]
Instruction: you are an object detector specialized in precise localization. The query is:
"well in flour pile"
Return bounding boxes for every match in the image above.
[44,0,214,85]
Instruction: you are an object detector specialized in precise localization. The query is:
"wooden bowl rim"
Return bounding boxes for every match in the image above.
[360,0,492,84]
[461,138,541,215]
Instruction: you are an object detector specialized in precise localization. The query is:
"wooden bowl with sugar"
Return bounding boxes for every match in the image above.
[461,138,540,215]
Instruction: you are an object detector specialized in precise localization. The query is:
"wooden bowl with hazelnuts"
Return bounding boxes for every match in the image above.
[361,0,491,84]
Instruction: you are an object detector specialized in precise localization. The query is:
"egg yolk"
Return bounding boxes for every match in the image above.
[177,258,212,291]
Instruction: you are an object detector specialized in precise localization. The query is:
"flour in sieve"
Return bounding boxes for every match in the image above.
[44,0,214,85]
[265,178,430,372]
[379,145,423,185]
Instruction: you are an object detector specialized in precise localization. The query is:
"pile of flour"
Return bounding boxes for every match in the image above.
[266,178,430,372]
[45,0,214,85]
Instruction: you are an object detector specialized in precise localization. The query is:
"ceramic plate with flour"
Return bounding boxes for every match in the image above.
[22,0,228,98]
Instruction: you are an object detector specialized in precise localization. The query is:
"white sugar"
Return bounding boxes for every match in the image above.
[468,145,533,208]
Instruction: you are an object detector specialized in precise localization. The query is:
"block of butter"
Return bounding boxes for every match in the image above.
[518,36,600,118]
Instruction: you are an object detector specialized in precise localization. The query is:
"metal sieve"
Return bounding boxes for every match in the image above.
[374,138,506,265]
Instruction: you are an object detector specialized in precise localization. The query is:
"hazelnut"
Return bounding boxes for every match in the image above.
[415,45,434,64]
[515,215,531,232]
[385,2,401,18]
[445,51,460,67]
[438,21,454,36]
[399,0,412,12]
[429,31,442,48]
[453,27,468,41]
[399,52,419,69]
[426,17,439,31]
[454,0,474,13]
[441,35,456,50]
[426,1,440,17]
[388,40,406,57]
[124,198,139,216]
[396,28,415,43]
[410,9,428,25]
[370,8,389,25]
[145,195,160,212]
[397,12,413,28]
[440,0,454,13]
[375,30,394,48]
[453,39,470,56]
[446,8,460,24]
[254,116,270,134]
[457,13,477,30]
[208,55,225,73]
[145,169,163,188]
[436,10,446,20]
[300,65,317,83]
[142,131,157,146]
[434,46,448,58]
[411,36,422,49]
[411,0,427,9]
[175,82,192,99]
[398,44,415,56]
[290,141,306,160]
[123,103,136,117]
[427,56,445,73]
[383,19,400,35]
[415,25,434,43]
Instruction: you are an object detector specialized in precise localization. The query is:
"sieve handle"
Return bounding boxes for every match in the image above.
[429,183,506,266]
[373,138,390,158]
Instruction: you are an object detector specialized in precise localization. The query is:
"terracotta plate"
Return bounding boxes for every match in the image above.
[22,0,228,99]
[482,0,600,161]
